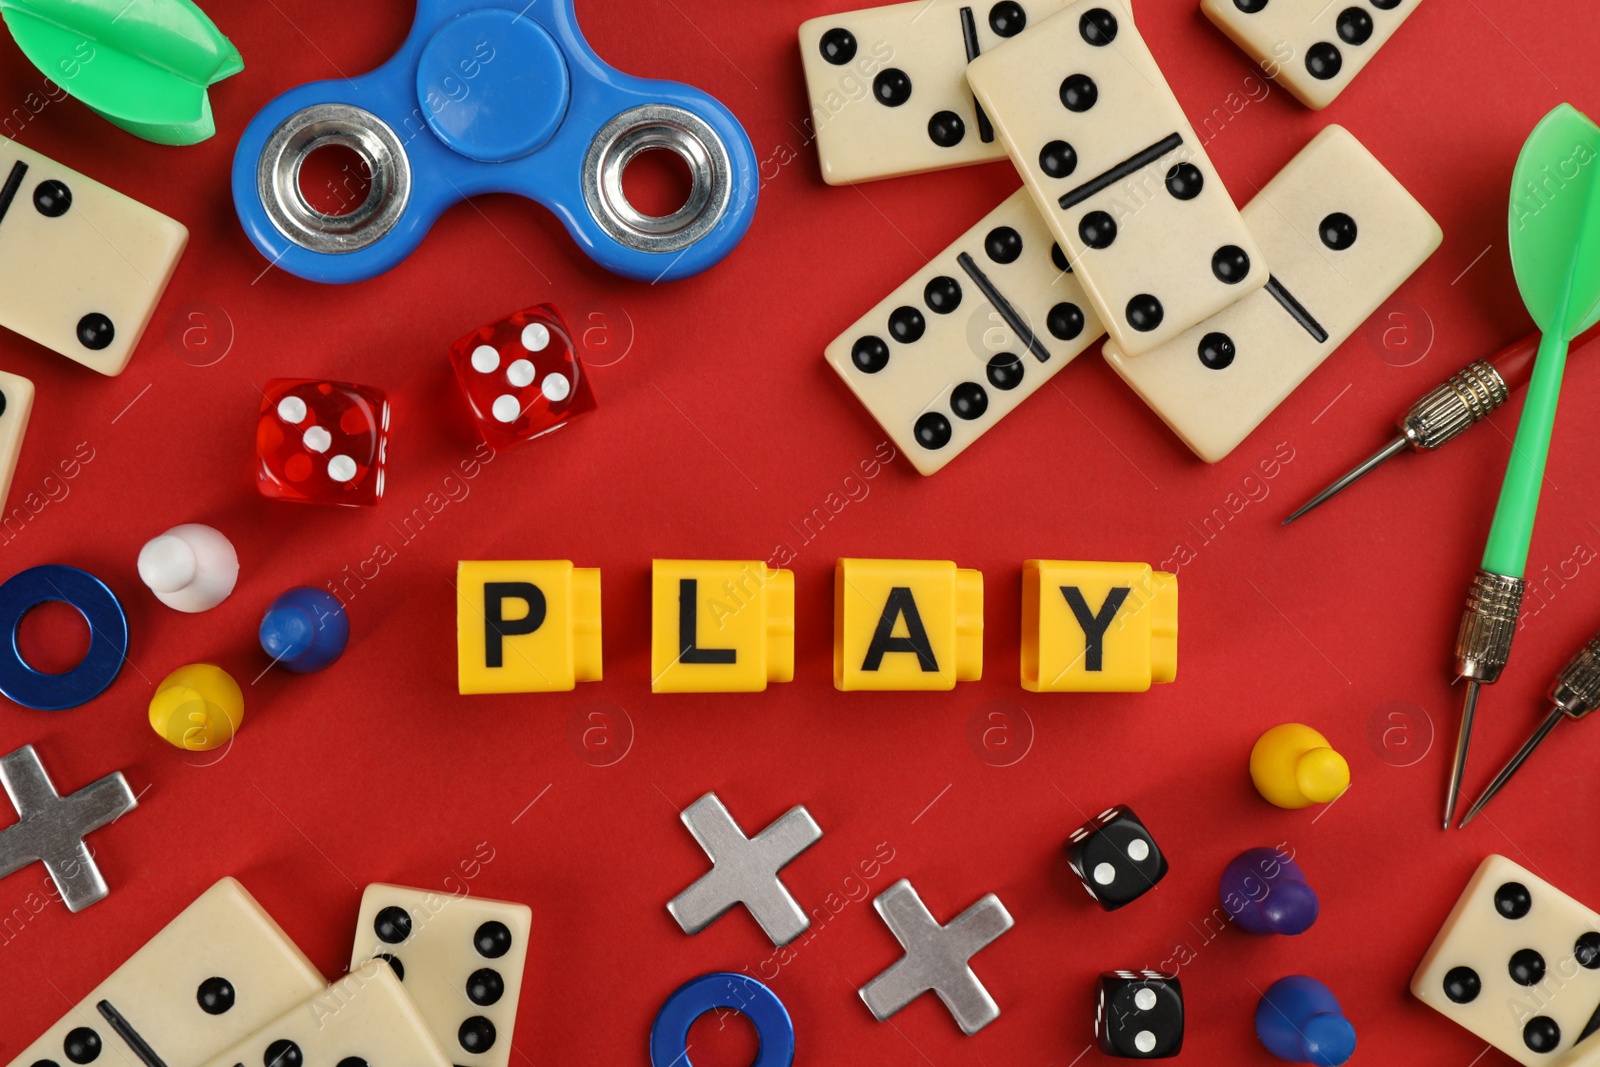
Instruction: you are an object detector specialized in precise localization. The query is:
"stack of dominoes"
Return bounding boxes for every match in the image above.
[801,0,1434,473]
[7,879,531,1067]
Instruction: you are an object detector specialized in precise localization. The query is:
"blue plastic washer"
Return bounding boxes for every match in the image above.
[650,973,794,1067]
[0,565,128,711]
[417,10,571,162]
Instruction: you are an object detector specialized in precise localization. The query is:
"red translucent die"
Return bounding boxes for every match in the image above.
[449,305,597,451]
[256,379,389,506]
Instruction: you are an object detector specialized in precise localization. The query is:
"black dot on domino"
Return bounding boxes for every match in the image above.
[1127,295,1164,333]
[1059,74,1097,112]
[76,313,114,351]
[1370,0,1402,9]
[1212,245,1252,283]
[852,336,889,373]
[1579,932,1600,968]
[951,383,988,420]
[1048,303,1085,341]
[1441,965,1480,1004]
[264,1039,302,1067]
[1306,42,1343,80]
[1525,1017,1561,1054]
[1079,8,1118,45]
[474,920,513,958]
[888,306,925,344]
[62,1030,100,1065]
[467,967,505,1006]
[1338,7,1374,44]
[32,180,70,217]
[1198,332,1236,370]
[989,1,1026,36]
[914,412,952,450]
[374,905,412,943]
[1231,0,1268,11]
[819,27,856,64]
[924,276,963,314]
[1051,243,1073,273]
[459,1017,497,1054]
[1079,211,1116,249]
[375,953,405,980]
[1165,163,1204,200]
[987,353,1024,390]
[986,226,1023,264]
[928,111,966,148]
[1494,881,1533,919]
[30,1060,62,1067]
[1509,948,1546,987]
[1040,140,1078,179]
[196,977,236,1015]
[874,69,912,107]
[336,1059,368,1067]
[1320,212,1358,251]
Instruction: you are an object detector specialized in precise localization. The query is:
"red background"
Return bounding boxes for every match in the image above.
[2,1,1599,1064]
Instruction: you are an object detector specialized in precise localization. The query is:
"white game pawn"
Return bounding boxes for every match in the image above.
[137,523,238,612]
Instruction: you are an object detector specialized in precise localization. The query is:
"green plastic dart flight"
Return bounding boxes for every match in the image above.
[0,0,242,146]
[1444,103,1600,830]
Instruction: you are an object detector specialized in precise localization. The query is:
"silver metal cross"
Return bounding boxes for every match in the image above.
[666,792,822,946]
[858,878,1015,1035]
[0,745,137,912]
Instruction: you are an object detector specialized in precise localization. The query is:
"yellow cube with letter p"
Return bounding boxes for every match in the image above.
[651,560,795,692]
[1022,561,1177,692]
[456,560,602,693]
[833,558,982,691]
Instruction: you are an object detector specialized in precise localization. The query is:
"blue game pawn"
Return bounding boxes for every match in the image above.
[259,587,348,672]
[1255,976,1355,1066]
[1220,847,1319,935]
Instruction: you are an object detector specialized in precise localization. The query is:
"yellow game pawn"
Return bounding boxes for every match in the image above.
[149,663,243,751]
[1250,723,1349,809]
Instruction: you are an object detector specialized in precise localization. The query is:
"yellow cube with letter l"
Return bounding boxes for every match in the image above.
[651,560,795,692]
[834,558,982,691]
[457,560,602,693]
[1022,560,1177,692]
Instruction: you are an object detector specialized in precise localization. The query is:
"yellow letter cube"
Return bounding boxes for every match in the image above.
[834,558,982,691]
[651,560,795,693]
[456,561,601,694]
[1022,561,1177,692]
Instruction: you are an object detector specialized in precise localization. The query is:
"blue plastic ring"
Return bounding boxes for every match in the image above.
[650,973,794,1067]
[0,565,128,710]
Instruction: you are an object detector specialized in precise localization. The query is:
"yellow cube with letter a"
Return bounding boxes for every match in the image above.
[833,558,982,691]
[651,560,795,692]
[1022,560,1177,693]
[457,560,602,693]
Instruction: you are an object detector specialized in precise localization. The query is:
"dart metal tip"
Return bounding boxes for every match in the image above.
[1282,435,1409,526]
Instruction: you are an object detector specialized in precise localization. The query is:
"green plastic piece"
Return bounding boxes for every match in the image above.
[0,0,242,146]
[1483,104,1600,577]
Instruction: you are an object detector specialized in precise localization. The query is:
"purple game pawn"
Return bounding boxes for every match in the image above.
[1220,847,1319,936]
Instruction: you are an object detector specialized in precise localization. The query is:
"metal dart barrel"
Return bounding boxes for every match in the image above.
[1458,633,1600,827]
[1444,570,1525,829]
[1399,359,1512,450]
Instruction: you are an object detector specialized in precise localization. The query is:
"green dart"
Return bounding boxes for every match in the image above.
[0,0,242,146]
[1444,104,1600,830]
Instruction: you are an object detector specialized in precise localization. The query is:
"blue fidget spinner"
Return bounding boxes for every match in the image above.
[232,0,758,283]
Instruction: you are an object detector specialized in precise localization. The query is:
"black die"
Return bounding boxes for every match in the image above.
[1064,805,1167,910]
[1096,971,1184,1058]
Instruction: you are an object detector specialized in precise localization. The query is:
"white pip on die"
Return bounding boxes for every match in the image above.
[798,0,1074,185]
[1103,125,1441,462]
[0,137,187,376]
[1412,854,1600,1066]
[966,0,1268,356]
[194,964,450,1067]
[1203,0,1422,110]
[349,884,531,1067]
[6,878,323,1067]
[825,188,1104,474]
